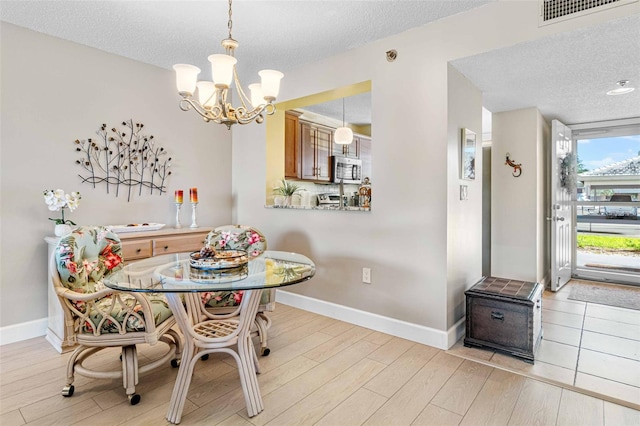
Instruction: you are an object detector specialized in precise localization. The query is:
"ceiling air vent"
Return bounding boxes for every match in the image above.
[540,0,637,25]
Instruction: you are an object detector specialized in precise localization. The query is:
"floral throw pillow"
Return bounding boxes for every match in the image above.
[55,226,123,293]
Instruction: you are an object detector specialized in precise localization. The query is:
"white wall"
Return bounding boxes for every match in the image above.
[491,108,549,283]
[446,65,483,329]
[0,23,232,329]
[232,1,634,348]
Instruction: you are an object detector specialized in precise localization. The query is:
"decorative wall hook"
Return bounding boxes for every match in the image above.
[505,153,522,177]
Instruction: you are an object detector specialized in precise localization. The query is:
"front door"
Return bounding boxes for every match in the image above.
[550,119,574,291]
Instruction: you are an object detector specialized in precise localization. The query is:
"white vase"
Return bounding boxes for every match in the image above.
[54,224,72,237]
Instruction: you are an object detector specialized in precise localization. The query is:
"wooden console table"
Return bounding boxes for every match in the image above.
[44,226,211,353]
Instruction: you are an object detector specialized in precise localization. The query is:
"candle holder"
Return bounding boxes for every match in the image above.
[190,202,198,228]
[174,203,183,229]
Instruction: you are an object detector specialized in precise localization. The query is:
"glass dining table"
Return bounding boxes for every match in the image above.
[104,250,316,424]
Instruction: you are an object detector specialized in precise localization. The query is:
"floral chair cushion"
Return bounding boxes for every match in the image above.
[55,226,173,334]
[80,295,173,334]
[204,225,266,259]
[203,225,269,308]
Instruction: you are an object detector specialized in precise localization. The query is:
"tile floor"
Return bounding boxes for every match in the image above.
[447,279,640,410]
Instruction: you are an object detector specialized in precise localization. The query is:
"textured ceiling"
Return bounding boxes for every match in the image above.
[451,13,640,125]
[0,1,491,86]
[1,1,638,126]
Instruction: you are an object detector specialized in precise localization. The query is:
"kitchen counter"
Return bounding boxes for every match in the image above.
[265,204,370,212]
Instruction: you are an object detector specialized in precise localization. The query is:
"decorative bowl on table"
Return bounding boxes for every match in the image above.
[188,264,249,282]
[189,249,249,270]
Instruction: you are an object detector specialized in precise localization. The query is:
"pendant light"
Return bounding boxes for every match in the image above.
[334,98,353,145]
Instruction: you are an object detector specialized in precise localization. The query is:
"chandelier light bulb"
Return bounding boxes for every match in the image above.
[259,70,284,100]
[196,81,217,109]
[209,54,237,88]
[173,64,201,96]
[248,83,264,108]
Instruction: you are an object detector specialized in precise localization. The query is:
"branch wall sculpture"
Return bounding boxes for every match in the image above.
[74,120,172,201]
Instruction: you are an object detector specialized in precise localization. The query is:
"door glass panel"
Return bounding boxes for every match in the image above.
[575,132,640,284]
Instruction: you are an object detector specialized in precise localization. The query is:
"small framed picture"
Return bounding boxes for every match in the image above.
[461,128,476,180]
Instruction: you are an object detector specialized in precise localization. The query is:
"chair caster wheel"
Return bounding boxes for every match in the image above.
[62,385,74,397]
[128,394,141,405]
[171,359,180,368]
[261,348,270,356]
[200,354,209,361]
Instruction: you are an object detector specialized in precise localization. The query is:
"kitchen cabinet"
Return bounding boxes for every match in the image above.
[45,227,210,353]
[300,120,332,182]
[358,135,372,181]
[332,135,359,158]
[284,111,302,179]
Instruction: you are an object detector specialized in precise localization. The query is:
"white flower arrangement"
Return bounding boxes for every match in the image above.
[43,189,81,225]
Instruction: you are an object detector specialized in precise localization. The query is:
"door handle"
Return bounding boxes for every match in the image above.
[546,216,565,221]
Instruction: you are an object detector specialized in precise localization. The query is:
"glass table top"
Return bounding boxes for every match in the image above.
[104,250,315,293]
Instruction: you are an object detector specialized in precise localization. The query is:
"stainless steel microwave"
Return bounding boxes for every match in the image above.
[331,156,362,184]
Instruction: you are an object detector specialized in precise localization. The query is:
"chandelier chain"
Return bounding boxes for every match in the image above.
[227,0,233,39]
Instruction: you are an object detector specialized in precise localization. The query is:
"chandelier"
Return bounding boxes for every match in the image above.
[172,0,284,129]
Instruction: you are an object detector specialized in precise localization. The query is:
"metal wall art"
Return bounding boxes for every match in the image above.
[74,120,172,201]
[505,153,522,177]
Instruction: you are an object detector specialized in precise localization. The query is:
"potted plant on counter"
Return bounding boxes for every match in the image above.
[273,179,301,206]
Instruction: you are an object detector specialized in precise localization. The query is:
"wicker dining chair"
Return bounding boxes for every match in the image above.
[198,224,274,355]
[51,226,182,404]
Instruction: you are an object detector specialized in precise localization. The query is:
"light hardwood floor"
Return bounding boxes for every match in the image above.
[2,295,639,425]
[447,279,640,410]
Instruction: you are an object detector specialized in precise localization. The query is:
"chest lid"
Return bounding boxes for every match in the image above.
[467,276,538,301]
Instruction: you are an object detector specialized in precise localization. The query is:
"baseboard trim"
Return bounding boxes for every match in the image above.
[276,290,453,350]
[2,294,465,350]
[448,316,466,348]
[0,318,47,346]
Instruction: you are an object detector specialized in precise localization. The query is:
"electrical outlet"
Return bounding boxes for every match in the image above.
[362,267,371,284]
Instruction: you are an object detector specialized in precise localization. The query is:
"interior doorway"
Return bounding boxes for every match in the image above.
[572,120,640,286]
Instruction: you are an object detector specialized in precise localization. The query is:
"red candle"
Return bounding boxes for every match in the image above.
[174,190,183,204]
[190,187,198,203]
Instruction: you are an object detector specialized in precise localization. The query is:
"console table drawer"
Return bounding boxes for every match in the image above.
[121,240,153,260]
[153,234,207,255]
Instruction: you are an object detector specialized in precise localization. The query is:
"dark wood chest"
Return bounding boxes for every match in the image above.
[464,276,543,363]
